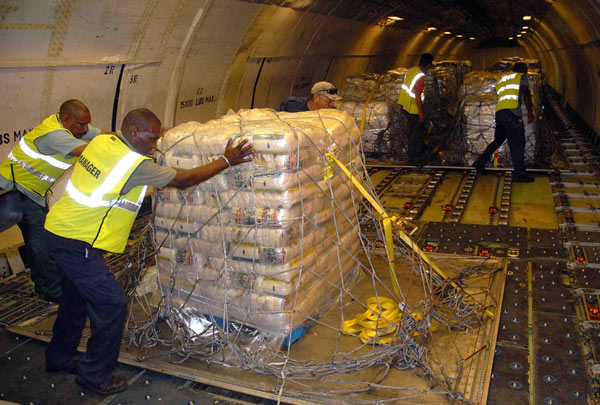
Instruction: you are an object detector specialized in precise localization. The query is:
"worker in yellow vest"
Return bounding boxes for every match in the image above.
[473,62,535,182]
[398,53,434,165]
[0,100,109,301]
[43,108,253,396]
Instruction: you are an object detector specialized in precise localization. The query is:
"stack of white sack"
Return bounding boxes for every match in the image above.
[435,60,473,85]
[338,69,407,159]
[154,108,363,336]
[337,100,396,157]
[453,70,541,166]
[339,69,406,104]
[490,57,541,73]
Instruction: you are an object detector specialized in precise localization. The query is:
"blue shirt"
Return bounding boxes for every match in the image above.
[276,97,309,113]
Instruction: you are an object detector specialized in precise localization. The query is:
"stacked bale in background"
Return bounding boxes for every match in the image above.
[338,71,406,160]
[154,108,362,338]
[338,61,469,162]
[489,57,541,73]
[424,61,472,149]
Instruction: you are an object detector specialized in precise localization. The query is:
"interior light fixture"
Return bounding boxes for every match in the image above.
[508,36,514,40]
[444,31,452,35]
[427,26,438,31]
[469,37,476,40]
[456,34,463,38]
[522,26,529,29]
[517,34,522,37]
[521,31,527,34]
[388,16,404,21]
[523,15,532,20]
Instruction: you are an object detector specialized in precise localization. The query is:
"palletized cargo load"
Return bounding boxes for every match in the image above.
[339,61,470,162]
[154,108,363,336]
[447,67,543,167]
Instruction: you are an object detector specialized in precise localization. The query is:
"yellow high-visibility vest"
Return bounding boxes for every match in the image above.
[0,114,76,198]
[496,72,523,112]
[398,66,426,115]
[45,134,150,253]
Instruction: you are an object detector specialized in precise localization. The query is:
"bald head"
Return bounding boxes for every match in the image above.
[121,108,162,156]
[59,99,91,138]
[59,99,89,117]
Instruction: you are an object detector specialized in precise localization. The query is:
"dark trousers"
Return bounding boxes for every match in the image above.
[45,231,127,386]
[16,194,62,299]
[473,110,526,176]
[406,112,427,165]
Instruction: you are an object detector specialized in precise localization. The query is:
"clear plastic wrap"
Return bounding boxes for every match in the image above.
[338,62,470,161]
[154,108,363,336]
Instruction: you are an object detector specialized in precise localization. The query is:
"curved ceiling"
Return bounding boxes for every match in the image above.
[243,0,553,47]
[0,0,598,142]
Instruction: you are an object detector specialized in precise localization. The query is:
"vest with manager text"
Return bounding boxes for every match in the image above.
[44,134,149,253]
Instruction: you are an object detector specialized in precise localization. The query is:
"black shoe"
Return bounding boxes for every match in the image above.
[43,295,61,304]
[75,375,129,396]
[46,357,78,374]
[513,174,535,183]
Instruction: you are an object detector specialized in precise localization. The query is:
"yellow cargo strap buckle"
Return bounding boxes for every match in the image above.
[342,297,432,344]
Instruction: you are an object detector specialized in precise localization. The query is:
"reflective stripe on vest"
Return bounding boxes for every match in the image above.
[16,137,72,170]
[65,151,141,208]
[0,114,76,198]
[401,72,425,100]
[496,72,523,112]
[398,66,426,115]
[8,151,58,183]
[44,135,150,253]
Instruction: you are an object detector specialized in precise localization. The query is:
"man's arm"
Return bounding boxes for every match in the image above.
[68,144,86,157]
[167,138,253,189]
[67,126,116,156]
[414,76,426,123]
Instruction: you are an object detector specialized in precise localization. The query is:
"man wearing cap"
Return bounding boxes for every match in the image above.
[276,81,342,112]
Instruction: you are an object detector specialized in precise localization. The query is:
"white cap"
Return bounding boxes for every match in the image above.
[311,81,342,100]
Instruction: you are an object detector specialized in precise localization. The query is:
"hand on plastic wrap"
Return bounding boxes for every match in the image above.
[224,138,254,166]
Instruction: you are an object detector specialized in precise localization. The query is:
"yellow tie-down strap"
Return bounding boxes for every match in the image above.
[325,153,494,319]
[342,297,433,344]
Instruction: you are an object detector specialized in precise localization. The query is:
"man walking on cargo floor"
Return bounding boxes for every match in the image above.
[0,99,107,302]
[473,62,535,183]
[43,108,253,396]
[276,81,342,112]
[398,53,434,166]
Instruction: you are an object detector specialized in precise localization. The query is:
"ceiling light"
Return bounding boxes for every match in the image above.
[522,26,529,29]
[427,26,438,31]
[517,34,522,37]
[508,37,514,40]
[387,16,403,21]
[456,34,463,38]
[469,37,476,40]
[523,16,532,20]
[444,31,452,35]
[521,31,527,34]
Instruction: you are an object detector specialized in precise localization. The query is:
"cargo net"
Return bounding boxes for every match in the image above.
[338,61,471,162]
[442,64,543,166]
[124,108,494,403]
[338,70,407,161]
